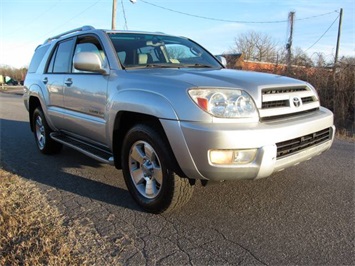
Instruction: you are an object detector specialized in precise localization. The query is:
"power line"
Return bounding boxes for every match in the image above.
[121,0,129,30]
[305,14,339,52]
[10,0,103,50]
[296,10,339,21]
[34,0,103,41]
[140,0,337,24]
[5,0,63,37]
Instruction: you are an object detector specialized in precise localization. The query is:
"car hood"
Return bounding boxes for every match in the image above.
[126,68,307,94]
[120,68,311,121]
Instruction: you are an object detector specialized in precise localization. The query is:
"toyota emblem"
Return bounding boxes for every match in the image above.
[293,97,302,107]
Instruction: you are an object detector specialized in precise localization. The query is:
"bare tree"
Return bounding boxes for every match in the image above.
[232,31,278,62]
[292,47,313,67]
[0,65,28,82]
[166,46,187,60]
[313,52,327,68]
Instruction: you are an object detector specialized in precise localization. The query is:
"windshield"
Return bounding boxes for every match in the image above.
[108,32,222,69]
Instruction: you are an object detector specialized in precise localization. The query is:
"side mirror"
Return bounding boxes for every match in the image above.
[215,55,227,68]
[73,52,108,75]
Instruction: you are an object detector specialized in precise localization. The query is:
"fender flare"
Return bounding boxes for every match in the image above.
[106,89,179,149]
[27,83,56,131]
[109,89,179,119]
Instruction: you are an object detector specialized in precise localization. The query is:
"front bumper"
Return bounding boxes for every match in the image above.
[161,107,335,181]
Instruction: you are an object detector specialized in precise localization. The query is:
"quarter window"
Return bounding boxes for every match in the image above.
[28,45,50,73]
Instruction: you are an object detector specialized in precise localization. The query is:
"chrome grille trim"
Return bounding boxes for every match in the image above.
[260,86,319,120]
[260,108,319,122]
[261,96,316,109]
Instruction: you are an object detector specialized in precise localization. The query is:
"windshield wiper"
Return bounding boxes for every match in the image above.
[184,63,213,68]
[126,63,214,69]
[145,64,176,68]
[126,64,178,69]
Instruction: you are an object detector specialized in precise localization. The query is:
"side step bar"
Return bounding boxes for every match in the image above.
[50,132,114,165]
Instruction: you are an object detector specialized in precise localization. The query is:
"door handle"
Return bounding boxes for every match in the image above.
[42,77,48,84]
[64,78,73,86]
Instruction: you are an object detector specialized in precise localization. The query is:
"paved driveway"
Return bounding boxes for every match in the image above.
[1,93,354,265]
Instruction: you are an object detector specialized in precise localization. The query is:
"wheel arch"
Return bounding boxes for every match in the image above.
[112,111,186,178]
[26,83,50,132]
[28,96,42,132]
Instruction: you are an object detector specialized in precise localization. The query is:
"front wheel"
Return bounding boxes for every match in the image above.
[32,107,62,154]
[121,124,194,213]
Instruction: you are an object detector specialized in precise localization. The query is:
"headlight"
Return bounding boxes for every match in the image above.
[188,88,258,118]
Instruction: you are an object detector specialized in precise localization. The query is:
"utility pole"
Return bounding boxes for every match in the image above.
[333,8,343,73]
[112,0,117,30]
[286,11,295,73]
[333,8,343,116]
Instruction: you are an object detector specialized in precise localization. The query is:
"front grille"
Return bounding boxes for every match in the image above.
[262,96,316,109]
[260,86,319,121]
[302,96,314,104]
[262,87,307,94]
[276,128,332,159]
[262,100,289,109]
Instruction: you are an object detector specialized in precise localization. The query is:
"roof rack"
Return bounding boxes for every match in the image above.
[43,25,95,44]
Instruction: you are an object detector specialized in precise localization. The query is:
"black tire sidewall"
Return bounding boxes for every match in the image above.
[122,125,175,213]
[32,108,61,154]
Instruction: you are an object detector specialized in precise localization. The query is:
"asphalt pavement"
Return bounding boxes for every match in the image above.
[1,92,354,265]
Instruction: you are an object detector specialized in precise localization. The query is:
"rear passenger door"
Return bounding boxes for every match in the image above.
[44,38,75,129]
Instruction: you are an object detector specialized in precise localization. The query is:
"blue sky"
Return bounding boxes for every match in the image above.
[1,0,354,68]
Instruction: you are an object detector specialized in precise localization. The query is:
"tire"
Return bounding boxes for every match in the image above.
[121,124,194,213]
[32,107,62,154]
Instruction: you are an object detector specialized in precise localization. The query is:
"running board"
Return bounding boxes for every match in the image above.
[50,132,114,165]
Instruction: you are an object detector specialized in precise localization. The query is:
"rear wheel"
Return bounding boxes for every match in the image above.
[121,124,194,213]
[32,107,62,154]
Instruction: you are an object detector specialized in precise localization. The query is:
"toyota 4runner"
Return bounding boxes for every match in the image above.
[24,26,335,213]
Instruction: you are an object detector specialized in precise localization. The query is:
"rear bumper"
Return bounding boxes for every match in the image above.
[161,107,335,181]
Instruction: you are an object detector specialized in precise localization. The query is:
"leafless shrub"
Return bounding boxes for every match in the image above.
[283,57,354,134]
[235,52,354,135]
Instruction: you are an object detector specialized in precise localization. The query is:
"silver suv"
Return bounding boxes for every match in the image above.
[24,26,335,213]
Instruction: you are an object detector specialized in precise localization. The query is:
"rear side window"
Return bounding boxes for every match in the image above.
[28,45,50,73]
[47,39,75,73]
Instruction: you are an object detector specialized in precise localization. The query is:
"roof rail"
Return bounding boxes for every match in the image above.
[44,25,95,44]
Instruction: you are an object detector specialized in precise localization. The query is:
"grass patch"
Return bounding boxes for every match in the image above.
[0,169,121,265]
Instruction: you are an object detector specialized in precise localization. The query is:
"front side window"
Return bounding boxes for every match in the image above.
[108,33,221,69]
[72,36,106,73]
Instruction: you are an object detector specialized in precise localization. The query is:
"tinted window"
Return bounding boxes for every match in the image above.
[108,33,221,69]
[47,39,75,73]
[28,45,50,73]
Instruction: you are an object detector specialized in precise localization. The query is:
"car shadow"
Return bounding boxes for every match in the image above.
[0,117,142,213]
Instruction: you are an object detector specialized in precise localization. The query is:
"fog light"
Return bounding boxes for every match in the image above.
[209,150,234,164]
[209,149,257,165]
